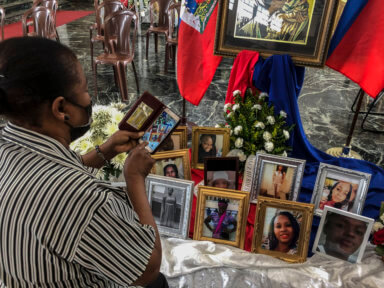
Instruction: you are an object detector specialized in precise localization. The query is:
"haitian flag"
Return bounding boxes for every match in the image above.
[177,0,222,105]
[326,0,384,98]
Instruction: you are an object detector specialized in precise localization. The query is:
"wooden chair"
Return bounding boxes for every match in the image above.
[32,0,59,41]
[22,6,56,40]
[93,9,139,101]
[90,0,125,69]
[0,7,4,41]
[164,2,180,73]
[145,0,175,60]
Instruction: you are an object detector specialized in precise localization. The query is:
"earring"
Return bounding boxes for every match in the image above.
[64,115,70,121]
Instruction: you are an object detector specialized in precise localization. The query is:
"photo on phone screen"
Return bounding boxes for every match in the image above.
[141,108,179,153]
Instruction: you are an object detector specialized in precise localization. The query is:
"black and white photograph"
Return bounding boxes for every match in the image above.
[312,206,374,263]
[146,174,194,239]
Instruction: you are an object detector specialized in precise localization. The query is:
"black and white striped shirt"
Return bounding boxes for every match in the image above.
[0,123,156,287]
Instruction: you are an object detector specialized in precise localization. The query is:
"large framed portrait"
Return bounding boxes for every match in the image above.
[151,149,192,180]
[310,163,371,216]
[193,186,250,248]
[204,157,239,190]
[241,153,306,203]
[252,196,314,263]
[192,127,231,169]
[214,0,338,67]
[312,206,374,263]
[145,174,194,239]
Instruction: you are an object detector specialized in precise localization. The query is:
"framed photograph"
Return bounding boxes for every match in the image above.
[193,186,250,249]
[145,174,194,239]
[204,157,239,190]
[242,153,306,203]
[192,127,231,169]
[312,206,374,263]
[214,0,338,67]
[157,126,188,152]
[311,163,371,216]
[151,149,192,180]
[252,196,314,263]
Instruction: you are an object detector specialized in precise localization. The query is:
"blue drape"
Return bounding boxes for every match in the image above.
[253,55,384,252]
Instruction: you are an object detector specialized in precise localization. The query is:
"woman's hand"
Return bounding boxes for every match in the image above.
[101,130,144,160]
[124,142,155,180]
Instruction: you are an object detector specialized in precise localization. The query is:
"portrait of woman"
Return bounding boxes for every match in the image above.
[319,180,353,211]
[198,134,217,163]
[264,211,300,254]
[259,163,294,200]
[163,163,179,178]
[153,158,185,179]
[272,165,287,198]
[203,199,238,240]
[160,187,177,228]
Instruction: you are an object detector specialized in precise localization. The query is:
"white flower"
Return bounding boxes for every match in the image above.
[225,124,231,128]
[283,130,290,140]
[280,110,287,118]
[215,124,221,128]
[230,130,233,136]
[232,104,240,111]
[233,90,241,97]
[111,109,124,124]
[264,141,274,152]
[263,131,272,141]
[111,152,128,171]
[266,116,275,125]
[223,103,232,112]
[234,125,243,135]
[235,138,243,148]
[256,150,266,154]
[381,214,384,222]
[104,122,119,137]
[226,112,233,118]
[373,222,384,232]
[281,151,288,157]
[252,104,262,110]
[238,151,247,162]
[255,121,265,129]
[259,92,269,99]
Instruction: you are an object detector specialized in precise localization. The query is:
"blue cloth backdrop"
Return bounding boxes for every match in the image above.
[252,55,384,252]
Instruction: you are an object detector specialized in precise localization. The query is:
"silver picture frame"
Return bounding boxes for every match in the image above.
[311,163,371,216]
[312,206,374,263]
[242,153,306,203]
[145,174,194,239]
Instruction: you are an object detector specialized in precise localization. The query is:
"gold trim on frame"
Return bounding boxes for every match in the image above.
[172,126,188,149]
[192,127,231,170]
[252,196,314,263]
[151,149,192,180]
[193,186,250,249]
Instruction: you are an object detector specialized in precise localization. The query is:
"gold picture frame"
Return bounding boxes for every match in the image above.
[214,0,338,67]
[192,127,230,169]
[171,126,188,150]
[193,186,250,249]
[151,149,192,180]
[252,196,314,263]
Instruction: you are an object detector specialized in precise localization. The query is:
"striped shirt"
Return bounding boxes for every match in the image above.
[0,123,156,287]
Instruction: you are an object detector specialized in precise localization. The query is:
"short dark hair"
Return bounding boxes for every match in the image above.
[0,37,80,125]
[327,181,352,208]
[163,164,178,178]
[268,211,300,250]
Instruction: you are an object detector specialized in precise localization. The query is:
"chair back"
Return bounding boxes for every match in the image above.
[22,6,56,39]
[96,1,125,35]
[167,2,180,42]
[0,7,4,41]
[149,0,174,28]
[104,10,137,58]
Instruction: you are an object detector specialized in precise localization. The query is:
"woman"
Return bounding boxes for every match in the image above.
[272,165,286,198]
[198,134,217,163]
[319,181,352,210]
[160,188,177,228]
[267,211,300,254]
[0,38,165,287]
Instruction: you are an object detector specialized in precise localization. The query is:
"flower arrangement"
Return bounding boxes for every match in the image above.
[218,89,293,171]
[70,103,127,181]
[371,202,384,258]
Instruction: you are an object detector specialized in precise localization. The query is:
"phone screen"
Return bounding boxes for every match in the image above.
[141,108,179,153]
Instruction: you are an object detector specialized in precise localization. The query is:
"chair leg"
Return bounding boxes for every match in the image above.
[132,61,140,94]
[93,62,99,99]
[146,32,149,59]
[155,33,158,54]
[116,63,128,101]
[172,45,176,69]
[90,41,94,71]
[55,29,60,42]
[164,44,169,74]
[112,66,119,87]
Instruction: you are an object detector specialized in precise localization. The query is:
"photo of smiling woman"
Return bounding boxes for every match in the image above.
[261,209,301,255]
[319,177,358,211]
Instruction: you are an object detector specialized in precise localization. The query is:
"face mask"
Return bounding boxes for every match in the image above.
[65,99,93,142]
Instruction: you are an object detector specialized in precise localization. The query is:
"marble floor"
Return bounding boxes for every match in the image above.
[2,0,384,168]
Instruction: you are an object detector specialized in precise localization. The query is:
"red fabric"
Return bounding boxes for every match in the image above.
[225,50,260,104]
[326,0,384,98]
[177,6,222,106]
[189,167,256,251]
[3,10,94,39]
